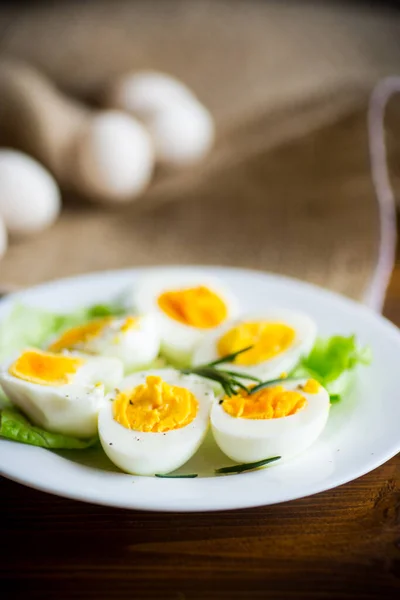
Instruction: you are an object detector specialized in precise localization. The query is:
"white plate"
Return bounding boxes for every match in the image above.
[0,266,399,512]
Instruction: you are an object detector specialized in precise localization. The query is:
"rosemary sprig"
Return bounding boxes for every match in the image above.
[215,456,281,475]
[155,473,198,478]
[181,346,261,397]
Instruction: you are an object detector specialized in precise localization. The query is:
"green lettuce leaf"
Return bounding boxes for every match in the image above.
[0,408,98,449]
[291,335,371,401]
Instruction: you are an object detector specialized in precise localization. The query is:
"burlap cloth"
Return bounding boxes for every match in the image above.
[0,0,399,304]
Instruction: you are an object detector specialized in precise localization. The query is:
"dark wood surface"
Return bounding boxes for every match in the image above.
[0,254,398,600]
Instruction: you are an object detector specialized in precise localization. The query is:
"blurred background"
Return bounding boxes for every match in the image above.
[0,0,400,310]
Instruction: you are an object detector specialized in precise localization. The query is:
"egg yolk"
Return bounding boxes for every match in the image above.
[48,317,112,352]
[157,286,227,328]
[9,349,84,386]
[113,375,198,433]
[301,379,321,394]
[48,316,139,352]
[120,316,139,332]
[222,385,306,419]
[217,321,295,366]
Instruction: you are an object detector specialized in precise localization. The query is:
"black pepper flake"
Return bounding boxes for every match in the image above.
[109,443,113,446]
[129,400,133,405]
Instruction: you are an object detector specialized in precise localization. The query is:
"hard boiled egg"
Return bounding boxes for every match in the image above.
[0,349,123,437]
[98,369,215,475]
[211,378,330,463]
[193,309,317,379]
[130,271,239,366]
[48,314,160,373]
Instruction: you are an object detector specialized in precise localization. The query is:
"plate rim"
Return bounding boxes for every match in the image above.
[1,265,399,512]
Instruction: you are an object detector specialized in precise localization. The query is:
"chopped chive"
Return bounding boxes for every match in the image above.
[155,473,198,478]
[207,345,254,367]
[248,377,296,395]
[215,456,281,474]
[231,380,250,393]
[329,394,341,403]
[222,370,262,383]
[181,346,271,397]
[221,382,233,397]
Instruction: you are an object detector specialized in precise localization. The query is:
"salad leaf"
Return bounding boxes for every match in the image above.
[291,335,371,401]
[84,303,126,319]
[0,408,98,449]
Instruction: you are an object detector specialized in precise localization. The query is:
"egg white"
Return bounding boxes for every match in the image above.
[50,314,160,373]
[129,271,240,367]
[211,379,330,464]
[0,353,123,438]
[98,368,215,475]
[193,309,317,380]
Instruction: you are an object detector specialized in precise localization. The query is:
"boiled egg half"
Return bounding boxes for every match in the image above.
[130,272,239,366]
[0,348,123,437]
[211,378,330,463]
[98,369,215,475]
[48,314,160,373]
[193,309,317,380]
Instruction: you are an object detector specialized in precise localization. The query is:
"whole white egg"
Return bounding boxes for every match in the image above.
[98,368,215,475]
[106,71,215,166]
[110,71,196,118]
[0,149,61,236]
[147,99,215,166]
[76,111,155,203]
[0,349,123,437]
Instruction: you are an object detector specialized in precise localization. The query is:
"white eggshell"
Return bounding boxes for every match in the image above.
[148,100,215,166]
[0,214,7,258]
[107,71,215,166]
[77,111,155,203]
[110,71,196,119]
[0,150,61,236]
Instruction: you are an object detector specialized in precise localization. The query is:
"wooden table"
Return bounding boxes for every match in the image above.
[0,256,398,600]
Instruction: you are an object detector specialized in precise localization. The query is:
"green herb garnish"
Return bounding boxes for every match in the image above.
[155,473,198,478]
[328,394,341,403]
[290,335,371,402]
[248,377,297,395]
[0,408,98,449]
[181,346,261,396]
[215,456,281,475]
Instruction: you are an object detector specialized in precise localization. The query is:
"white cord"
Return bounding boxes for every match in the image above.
[365,77,398,312]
